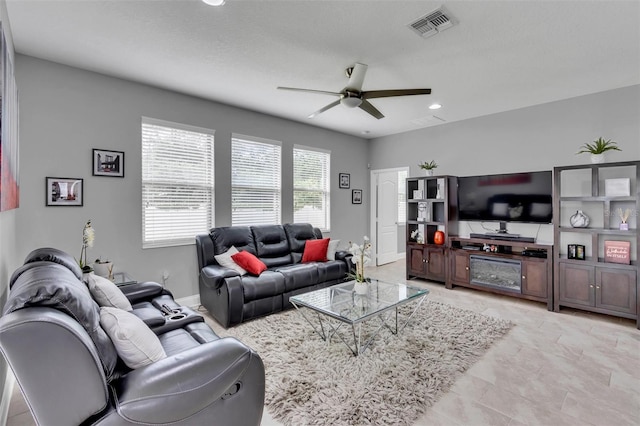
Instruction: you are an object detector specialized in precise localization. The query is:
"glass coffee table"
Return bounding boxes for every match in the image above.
[289,279,428,356]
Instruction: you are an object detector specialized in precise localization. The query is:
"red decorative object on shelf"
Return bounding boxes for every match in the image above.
[434,230,445,245]
[604,240,631,264]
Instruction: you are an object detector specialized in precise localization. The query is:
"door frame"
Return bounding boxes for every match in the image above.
[370,166,409,266]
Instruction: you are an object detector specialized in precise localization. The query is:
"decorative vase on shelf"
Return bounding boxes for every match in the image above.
[590,153,605,164]
[434,230,445,245]
[424,169,434,177]
[570,210,590,228]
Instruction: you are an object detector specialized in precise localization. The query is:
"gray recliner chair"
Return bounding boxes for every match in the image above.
[0,248,265,425]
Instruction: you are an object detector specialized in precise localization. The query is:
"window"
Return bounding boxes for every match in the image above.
[293,146,330,230]
[141,118,214,248]
[231,135,281,226]
[398,169,408,225]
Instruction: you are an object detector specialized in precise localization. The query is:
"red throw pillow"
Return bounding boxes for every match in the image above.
[302,238,330,263]
[231,251,267,276]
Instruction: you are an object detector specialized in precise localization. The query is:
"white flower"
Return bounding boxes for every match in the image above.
[83,221,95,248]
[348,236,372,282]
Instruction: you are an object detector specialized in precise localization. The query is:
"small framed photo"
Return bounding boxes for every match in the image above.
[352,189,362,204]
[604,178,630,197]
[93,149,125,177]
[46,177,83,206]
[567,244,585,260]
[339,173,350,189]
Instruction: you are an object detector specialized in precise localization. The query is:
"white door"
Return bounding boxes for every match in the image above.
[376,171,398,265]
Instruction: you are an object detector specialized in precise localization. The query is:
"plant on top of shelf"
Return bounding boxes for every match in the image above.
[576,138,621,164]
[576,137,621,154]
[418,160,438,170]
[419,160,438,176]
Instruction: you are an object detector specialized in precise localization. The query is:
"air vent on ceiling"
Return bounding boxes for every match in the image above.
[408,7,455,39]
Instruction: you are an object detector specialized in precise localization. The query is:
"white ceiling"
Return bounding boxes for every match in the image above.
[6,0,640,139]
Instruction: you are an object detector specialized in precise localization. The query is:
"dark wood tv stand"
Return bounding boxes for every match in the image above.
[449,236,553,310]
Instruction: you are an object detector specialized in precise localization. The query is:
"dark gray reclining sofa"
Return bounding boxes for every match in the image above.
[196,223,352,328]
[0,248,265,425]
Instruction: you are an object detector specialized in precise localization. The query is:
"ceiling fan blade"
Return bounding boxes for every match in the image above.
[345,63,368,92]
[278,86,342,97]
[308,99,341,119]
[362,88,431,99]
[358,100,385,120]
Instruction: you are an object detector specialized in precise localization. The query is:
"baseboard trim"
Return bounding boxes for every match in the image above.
[176,294,201,308]
[0,370,15,426]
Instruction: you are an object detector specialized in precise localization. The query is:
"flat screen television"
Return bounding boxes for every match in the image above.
[457,171,553,225]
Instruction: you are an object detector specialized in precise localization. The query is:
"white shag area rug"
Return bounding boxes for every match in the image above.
[219,300,512,426]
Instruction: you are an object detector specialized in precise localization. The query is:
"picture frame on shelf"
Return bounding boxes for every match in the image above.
[352,189,362,204]
[604,178,630,197]
[46,177,83,207]
[604,240,631,264]
[93,149,125,177]
[567,244,585,260]
[339,173,350,189]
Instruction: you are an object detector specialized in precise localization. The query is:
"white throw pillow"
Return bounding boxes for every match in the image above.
[87,273,133,311]
[100,307,166,369]
[327,239,341,261]
[214,246,247,275]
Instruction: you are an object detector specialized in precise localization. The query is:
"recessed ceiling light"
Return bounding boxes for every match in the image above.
[202,0,225,6]
[429,103,442,110]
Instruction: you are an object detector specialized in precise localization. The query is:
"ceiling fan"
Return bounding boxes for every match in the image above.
[277,63,431,120]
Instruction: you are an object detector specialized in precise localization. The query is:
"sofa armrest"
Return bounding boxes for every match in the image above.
[335,250,353,263]
[113,337,265,424]
[120,281,165,304]
[200,265,240,290]
[335,250,355,274]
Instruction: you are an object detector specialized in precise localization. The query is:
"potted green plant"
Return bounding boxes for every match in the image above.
[576,137,621,164]
[418,160,438,176]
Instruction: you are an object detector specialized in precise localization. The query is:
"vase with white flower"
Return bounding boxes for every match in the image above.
[410,229,424,244]
[77,220,95,274]
[348,236,372,294]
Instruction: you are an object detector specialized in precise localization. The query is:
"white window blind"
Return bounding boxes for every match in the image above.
[293,145,330,231]
[141,118,214,248]
[231,135,281,226]
[398,170,408,225]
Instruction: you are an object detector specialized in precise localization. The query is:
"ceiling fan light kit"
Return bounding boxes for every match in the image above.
[278,62,432,120]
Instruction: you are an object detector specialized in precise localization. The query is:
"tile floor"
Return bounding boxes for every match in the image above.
[6,260,640,426]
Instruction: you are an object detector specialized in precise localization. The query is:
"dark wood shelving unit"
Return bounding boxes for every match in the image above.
[553,160,639,328]
[406,175,457,284]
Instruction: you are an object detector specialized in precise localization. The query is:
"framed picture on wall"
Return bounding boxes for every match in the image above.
[46,177,83,206]
[352,189,362,204]
[339,173,350,189]
[93,149,125,177]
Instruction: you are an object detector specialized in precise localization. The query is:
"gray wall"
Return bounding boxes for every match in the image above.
[370,85,640,245]
[15,55,370,300]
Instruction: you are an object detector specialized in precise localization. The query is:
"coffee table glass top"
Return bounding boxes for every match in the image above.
[289,279,428,323]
